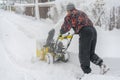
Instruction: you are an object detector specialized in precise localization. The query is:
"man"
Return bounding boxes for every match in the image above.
[60,3,109,75]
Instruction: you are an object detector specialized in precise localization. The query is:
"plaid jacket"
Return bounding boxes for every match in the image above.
[60,9,93,34]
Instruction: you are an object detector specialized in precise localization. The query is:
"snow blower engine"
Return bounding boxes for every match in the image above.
[36,29,73,64]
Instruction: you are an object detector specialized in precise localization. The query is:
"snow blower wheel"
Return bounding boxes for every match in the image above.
[45,53,54,64]
[62,52,70,62]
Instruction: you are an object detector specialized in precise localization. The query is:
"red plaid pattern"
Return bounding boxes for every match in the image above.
[60,9,93,34]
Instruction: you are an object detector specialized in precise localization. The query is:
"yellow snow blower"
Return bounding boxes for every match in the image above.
[36,29,74,64]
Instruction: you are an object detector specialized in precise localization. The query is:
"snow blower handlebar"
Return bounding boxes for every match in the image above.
[54,33,74,52]
[58,33,73,40]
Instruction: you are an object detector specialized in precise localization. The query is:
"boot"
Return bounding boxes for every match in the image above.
[100,63,110,75]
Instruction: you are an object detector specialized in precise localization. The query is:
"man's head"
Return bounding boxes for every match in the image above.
[66,3,75,12]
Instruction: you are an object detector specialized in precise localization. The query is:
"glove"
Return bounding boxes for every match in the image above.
[59,34,62,37]
[60,29,66,34]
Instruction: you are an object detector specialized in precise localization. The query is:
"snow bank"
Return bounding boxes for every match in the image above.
[0,41,24,80]
[96,26,120,58]
[0,14,35,66]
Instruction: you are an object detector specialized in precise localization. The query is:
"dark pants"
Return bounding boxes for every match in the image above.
[79,26,103,74]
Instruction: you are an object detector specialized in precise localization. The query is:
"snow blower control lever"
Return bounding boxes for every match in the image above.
[57,33,74,52]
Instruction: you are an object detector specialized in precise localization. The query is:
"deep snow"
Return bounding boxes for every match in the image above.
[0,4,120,80]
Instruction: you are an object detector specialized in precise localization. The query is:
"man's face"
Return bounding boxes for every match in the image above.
[67,10,71,14]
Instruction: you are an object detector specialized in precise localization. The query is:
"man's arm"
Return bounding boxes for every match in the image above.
[60,16,71,34]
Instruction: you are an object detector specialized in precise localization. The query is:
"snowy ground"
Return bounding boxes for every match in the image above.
[0,10,120,80]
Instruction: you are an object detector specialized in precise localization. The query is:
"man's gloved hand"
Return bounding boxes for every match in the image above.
[60,28,66,34]
[59,34,62,37]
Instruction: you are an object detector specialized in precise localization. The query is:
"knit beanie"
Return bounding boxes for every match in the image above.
[66,3,75,11]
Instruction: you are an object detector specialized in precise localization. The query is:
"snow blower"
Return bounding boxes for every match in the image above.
[36,29,74,64]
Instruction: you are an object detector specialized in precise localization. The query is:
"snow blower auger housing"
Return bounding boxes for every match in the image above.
[36,29,73,64]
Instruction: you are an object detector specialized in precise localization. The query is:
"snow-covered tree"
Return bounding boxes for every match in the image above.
[116,6,120,29]
[92,0,106,27]
[109,6,120,30]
